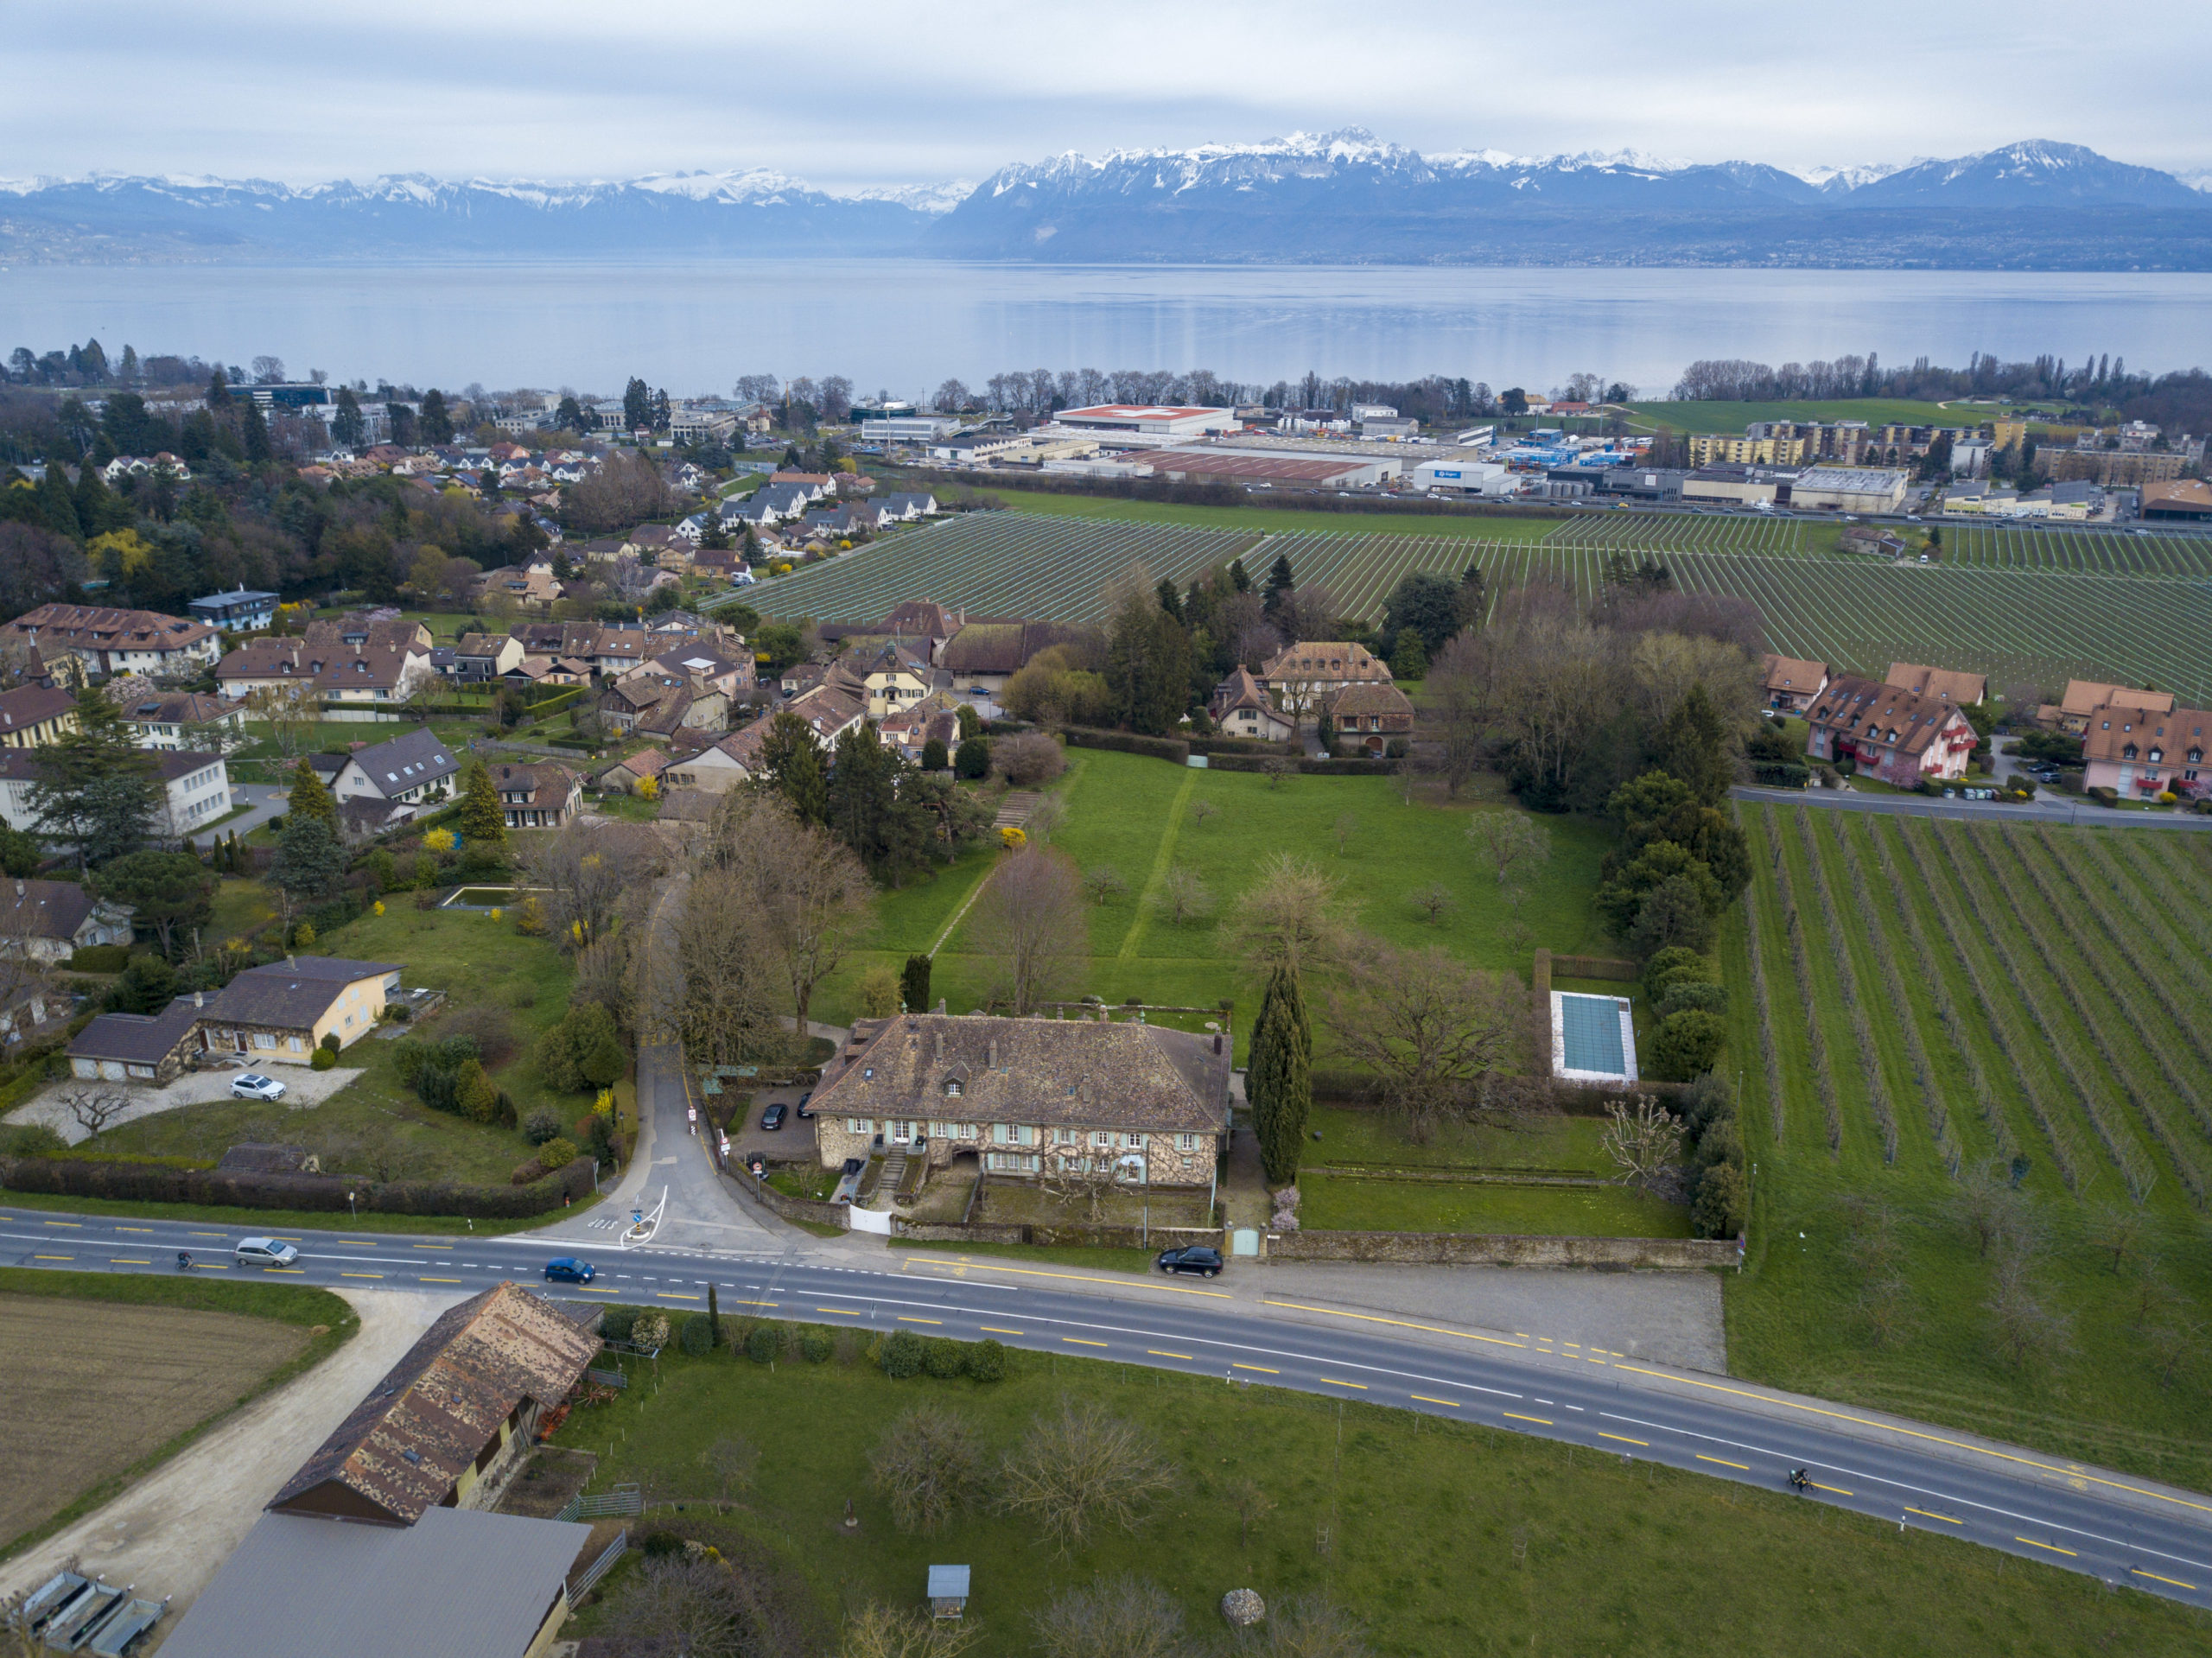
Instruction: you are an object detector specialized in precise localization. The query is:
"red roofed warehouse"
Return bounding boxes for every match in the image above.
[1055,404,1238,438]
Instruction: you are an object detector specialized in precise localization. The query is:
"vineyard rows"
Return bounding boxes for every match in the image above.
[1736,804,2212,1217]
[1538,512,1809,555]
[757,512,2212,699]
[1942,524,2212,578]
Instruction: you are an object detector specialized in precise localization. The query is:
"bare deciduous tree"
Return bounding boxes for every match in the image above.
[1243,1596,1373,1658]
[998,1398,1176,1554]
[1029,1575,1186,1658]
[841,1602,987,1658]
[1190,798,1217,830]
[1986,1258,2075,1370]
[1599,1096,1685,1194]
[671,868,781,1063]
[1323,941,1526,1138]
[1040,1152,1122,1222]
[1159,867,1214,928]
[1226,1476,1274,1547]
[1082,865,1128,906]
[869,1405,991,1534]
[2085,1202,2151,1274]
[697,1433,760,1502]
[1023,794,1067,843]
[1230,853,1344,974]
[245,684,317,761]
[1332,812,1358,856]
[1262,757,1295,790]
[969,847,1084,1015]
[1408,883,1455,925]
[702,791,875,1032]
[57,1085,133,1140]
[524,821,663,951]
[1467,811,1552,887]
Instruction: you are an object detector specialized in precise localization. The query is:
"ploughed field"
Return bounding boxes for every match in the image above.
[758,511,2212,701]
[0,1293,309,1543]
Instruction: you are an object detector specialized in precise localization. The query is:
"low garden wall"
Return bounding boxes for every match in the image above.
[893,1217,1225,1251]
[1264,1230,1741,1268]
[0,1152,598,1219]
[735,1175,848,1230]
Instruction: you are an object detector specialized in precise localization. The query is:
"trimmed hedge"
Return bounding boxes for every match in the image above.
[1,1153,598,1219]
[1060,727,1190,764]
[1749,762,1809,789]
[67,944,131,974]
[1185,734,1295,757]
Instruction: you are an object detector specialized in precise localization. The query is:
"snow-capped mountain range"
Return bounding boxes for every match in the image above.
[3,135,2208,267]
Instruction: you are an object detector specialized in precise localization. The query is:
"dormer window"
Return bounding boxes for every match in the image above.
[2123,744,2139,761]
[943,1079,962,1096]
[2148,747,2164,764]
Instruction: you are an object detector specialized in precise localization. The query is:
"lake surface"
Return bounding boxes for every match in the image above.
[6,261,2209,399]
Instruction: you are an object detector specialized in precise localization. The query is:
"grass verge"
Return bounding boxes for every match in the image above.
[549,1324,2212,1655]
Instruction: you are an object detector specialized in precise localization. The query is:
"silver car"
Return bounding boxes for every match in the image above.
[234,1236,301,1267]
[231,1073,287,1102]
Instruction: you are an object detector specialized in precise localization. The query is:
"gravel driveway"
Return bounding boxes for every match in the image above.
[6,1065,364,1146]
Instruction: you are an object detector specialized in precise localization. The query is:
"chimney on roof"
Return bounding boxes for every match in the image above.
[194,989,205,1009]
[287,953,296,969]
[935,998,946,1015]
[1213,1032,1223,1055]
[987,1039,997,1070]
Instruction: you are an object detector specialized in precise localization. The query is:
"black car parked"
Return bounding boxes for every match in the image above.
[1156,1245,1223,1278]
[760,1103,788,1131]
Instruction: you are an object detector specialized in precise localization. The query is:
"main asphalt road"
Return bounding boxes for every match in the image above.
[7,1197,2211,1612]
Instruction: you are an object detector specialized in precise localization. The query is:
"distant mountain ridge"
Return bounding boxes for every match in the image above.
[3,135,2209,268]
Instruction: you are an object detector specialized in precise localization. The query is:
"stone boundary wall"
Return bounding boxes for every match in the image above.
[894,1217,1226,1251]
[730,1172,848,1229]
[1302,1164,1610,1188]
[1265,1230,1742,1268]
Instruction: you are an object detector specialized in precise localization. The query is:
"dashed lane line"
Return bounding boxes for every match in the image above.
[1262,1299,1528,1350]
[2017,1536,2078,1557]
[421,1277,465,1284]
[1504,1413,1554,1426]
[1148,1350,1194,1360]
[1610,1363,2212,1520]
[1905,1507,1963,1525]
[1811,1482,1854,1496]
[1411,1394,1461,1408]
[1063,1337,1108,1348]
[1233,1363,1279,1375]
[899,1317,943,1325]
[981,1326,1023,1336]
[2134,1569,2197,1591]
[1319,1377,1367,1390]
[1697,1454,1751,1471]
[1600,1432,1649,1448]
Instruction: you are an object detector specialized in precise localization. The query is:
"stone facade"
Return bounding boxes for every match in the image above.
[816,1113,1220,1187]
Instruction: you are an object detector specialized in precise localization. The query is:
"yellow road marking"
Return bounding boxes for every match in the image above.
[1611,1363,2212,1520]
[2133,1569,2196,1590]
[1062,1337,1108,1347]
[1263,1299,1527,1350]
[117,1225,153,1232]
[1148,1349,1194,1360]
[264,1267,303,1274]
[819,1306,863,1315]
[980,1326,1022,1335]
[43,1220,79,1227]
[1319,1376,1367,1389]
[1504,1412,1553,1426]
[656,1292,700,1300]
[1904,1507,1961,1525]
[1563,1341,1579,1348]
[728,1299,778,1307]
[110,1258,151,1265]
[1811,1481,1853,1496]
[1233,1363,1279,1375]
[33,1254,73,1261]
[196,1262,229,1269]
[189,1231,221,1237]
[340,1272,383,1279]
[415,1243,448,1249]
[898,1316,942,1324]
[1587,1356,1609,1364]
[2016,1536,2076,1557]
[341,1241,376,1246]
[421,1277,465,1284]
[906,1255,1230,1298]
[1411,1394,1460,1407]
[1697,1454,1750,1471]
[1600,1432,1649,1447]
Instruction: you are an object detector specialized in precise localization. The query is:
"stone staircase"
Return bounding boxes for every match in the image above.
[995,791,1041,830]
[880,1144,911,1197]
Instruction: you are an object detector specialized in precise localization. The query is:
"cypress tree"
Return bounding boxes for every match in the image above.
[458,759,509,848]
[38,468,82,540]
[1249,961,1313,1185]
[900,953,933,1014]
[242,399,272,463]
[288,757,338,829]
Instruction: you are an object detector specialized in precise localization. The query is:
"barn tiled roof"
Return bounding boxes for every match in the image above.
[270,1284,601,1525]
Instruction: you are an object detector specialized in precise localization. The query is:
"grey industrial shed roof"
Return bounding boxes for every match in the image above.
[156,1508,590,1658]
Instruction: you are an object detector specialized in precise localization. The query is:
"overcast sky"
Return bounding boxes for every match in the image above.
[9,0,2209,189]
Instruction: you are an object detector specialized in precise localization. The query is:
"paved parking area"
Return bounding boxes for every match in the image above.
[7,1064,364,1145]
[721,1080,820,1166]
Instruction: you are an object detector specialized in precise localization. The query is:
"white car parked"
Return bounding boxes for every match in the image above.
[234,1236,300,1267]
[231,1073,287,1102]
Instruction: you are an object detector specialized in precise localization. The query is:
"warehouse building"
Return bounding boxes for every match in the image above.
[1147,452,1398,489]
[1789,467,1910,515]
[1055,403,1239,438]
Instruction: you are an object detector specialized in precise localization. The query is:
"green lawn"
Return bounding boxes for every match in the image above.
[550,1331,2207,1656]
[95,900,604,1190]
[1300,1172,1690,1237]
[1307,1103,1613,1174]
[1723,805,2212,1491]
[816,749,1612,1062]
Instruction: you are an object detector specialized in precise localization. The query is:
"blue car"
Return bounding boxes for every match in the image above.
[543,1257,596,1285]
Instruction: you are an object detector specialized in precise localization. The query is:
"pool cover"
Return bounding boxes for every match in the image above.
[1558,993,1628,1076]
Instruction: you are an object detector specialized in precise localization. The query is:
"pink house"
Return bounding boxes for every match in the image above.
[2081,707,2211,799]
[1805,675,1977,786]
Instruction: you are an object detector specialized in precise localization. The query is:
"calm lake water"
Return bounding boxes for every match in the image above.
[6,260,2209,398]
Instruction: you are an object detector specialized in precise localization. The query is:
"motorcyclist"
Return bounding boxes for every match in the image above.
[1788,1466,1809,1492]
[176,1250,192,1271]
